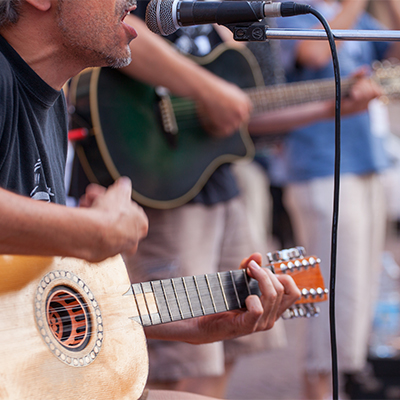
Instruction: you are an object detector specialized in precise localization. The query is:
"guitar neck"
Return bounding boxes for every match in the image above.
[131,269,258,326]
[247,76,355,114]
[130,252,327,326]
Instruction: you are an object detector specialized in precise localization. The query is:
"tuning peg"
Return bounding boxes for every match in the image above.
[281,308,294,320]
[302,303,319,318]
[301,288,309,298]
[296,246,306,257]
[294,259,302,268]
[287,261,294,270]
[308,257,317,266]
[285,248,298,259]
[309,288,317,298]
[311,304,320,317]
[266,251,282,263]
[296,305,305,317]
[279,262,288,273]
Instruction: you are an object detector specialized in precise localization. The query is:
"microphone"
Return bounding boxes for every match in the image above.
[145,0,311,36]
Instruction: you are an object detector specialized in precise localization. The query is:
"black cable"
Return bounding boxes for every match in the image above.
[306,7,341,400]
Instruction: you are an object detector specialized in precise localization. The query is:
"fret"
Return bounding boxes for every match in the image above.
[229,270,242,308]
[171,278,184,319]
[131,283,152,326]
[150,280,171,324]
[160,280,174,322]
[208,273,228,313]
[182,276,207,318]
[230,270,256,308]
[148,281,162,325]
[205,274,217,313]
[140,282,151,320]
[217,272,229,311]
[218,271,243,310]
[193,275,206,315]
[161,279,182,322]
[182,277,195,318]
[131,283,144,325]
[198,275,221,315]
[171,277,193,319]
[243,270,251,296]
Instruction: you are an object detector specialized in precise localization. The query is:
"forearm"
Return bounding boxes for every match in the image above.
[144,319,202,344]
[0,189,105,260]
[248,100,334,135]
[122,15,228,100]
[0,184,147,262]
[122,15,251,136]
[385,0,400,28]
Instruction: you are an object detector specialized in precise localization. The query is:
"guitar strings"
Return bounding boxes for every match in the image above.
[19,267,325,329]
[169,79,355,123]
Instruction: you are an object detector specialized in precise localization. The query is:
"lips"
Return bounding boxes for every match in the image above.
[121,1,138,40]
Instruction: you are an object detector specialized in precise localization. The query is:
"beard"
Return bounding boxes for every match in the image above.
[56,0,132,69]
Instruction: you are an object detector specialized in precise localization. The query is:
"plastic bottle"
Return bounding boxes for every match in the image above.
[369,252,400,358]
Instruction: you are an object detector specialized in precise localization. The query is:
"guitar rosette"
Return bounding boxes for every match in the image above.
[34,269,104,367]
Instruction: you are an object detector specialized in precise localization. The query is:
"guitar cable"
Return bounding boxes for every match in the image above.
[306,7,341,400]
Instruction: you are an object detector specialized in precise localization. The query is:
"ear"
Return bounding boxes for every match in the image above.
[25,0,52,12]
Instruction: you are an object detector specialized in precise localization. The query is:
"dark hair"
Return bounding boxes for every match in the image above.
[0,0,23,28]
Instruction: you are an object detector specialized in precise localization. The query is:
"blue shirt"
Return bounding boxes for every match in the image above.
[278,1,390,182]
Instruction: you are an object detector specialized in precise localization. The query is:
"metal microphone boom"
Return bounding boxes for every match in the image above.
[229,25,400,42]
[264,28,400,41]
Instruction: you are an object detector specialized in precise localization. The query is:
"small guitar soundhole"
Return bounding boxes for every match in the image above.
[46,286,91,352]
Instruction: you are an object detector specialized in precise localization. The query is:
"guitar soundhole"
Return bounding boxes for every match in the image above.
[46,286,91,351]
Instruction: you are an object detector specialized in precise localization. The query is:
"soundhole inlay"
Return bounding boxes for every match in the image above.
[35,270,103,367]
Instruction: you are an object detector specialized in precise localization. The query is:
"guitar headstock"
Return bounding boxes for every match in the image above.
[373,59,400,101]
[266,246,328,319]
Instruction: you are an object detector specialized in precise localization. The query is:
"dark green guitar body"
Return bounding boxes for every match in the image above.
[69,44,263,209]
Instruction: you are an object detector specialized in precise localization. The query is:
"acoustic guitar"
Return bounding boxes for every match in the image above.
[68,43,400,209]
[0,246,327,399]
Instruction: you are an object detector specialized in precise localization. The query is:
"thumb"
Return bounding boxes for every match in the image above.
[113,177,133,197]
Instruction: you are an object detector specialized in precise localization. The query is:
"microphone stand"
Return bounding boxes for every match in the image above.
[228,24,400,42]
[266,28,400,41]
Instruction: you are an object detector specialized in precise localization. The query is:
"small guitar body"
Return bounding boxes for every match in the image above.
[68,44,261,209]
[0,255,148,400]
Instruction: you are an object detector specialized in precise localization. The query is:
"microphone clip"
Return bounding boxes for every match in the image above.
[226,22,268,42]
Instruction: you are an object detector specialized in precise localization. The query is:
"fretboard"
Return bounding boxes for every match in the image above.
[246,76,355,114]
[130,269,261,327]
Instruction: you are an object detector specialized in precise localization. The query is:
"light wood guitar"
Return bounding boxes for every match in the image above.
[0,247,327,399]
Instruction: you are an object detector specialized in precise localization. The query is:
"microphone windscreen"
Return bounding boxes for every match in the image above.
[145,0,177,36]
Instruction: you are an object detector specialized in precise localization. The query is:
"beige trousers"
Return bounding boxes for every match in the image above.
[125,163,286,381]
[284,173,387,373]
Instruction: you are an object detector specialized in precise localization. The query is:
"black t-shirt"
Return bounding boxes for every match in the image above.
[0,35,68,204]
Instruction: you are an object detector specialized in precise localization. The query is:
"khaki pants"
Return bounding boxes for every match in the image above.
[125,192,286,381]
[285,173,386,373]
